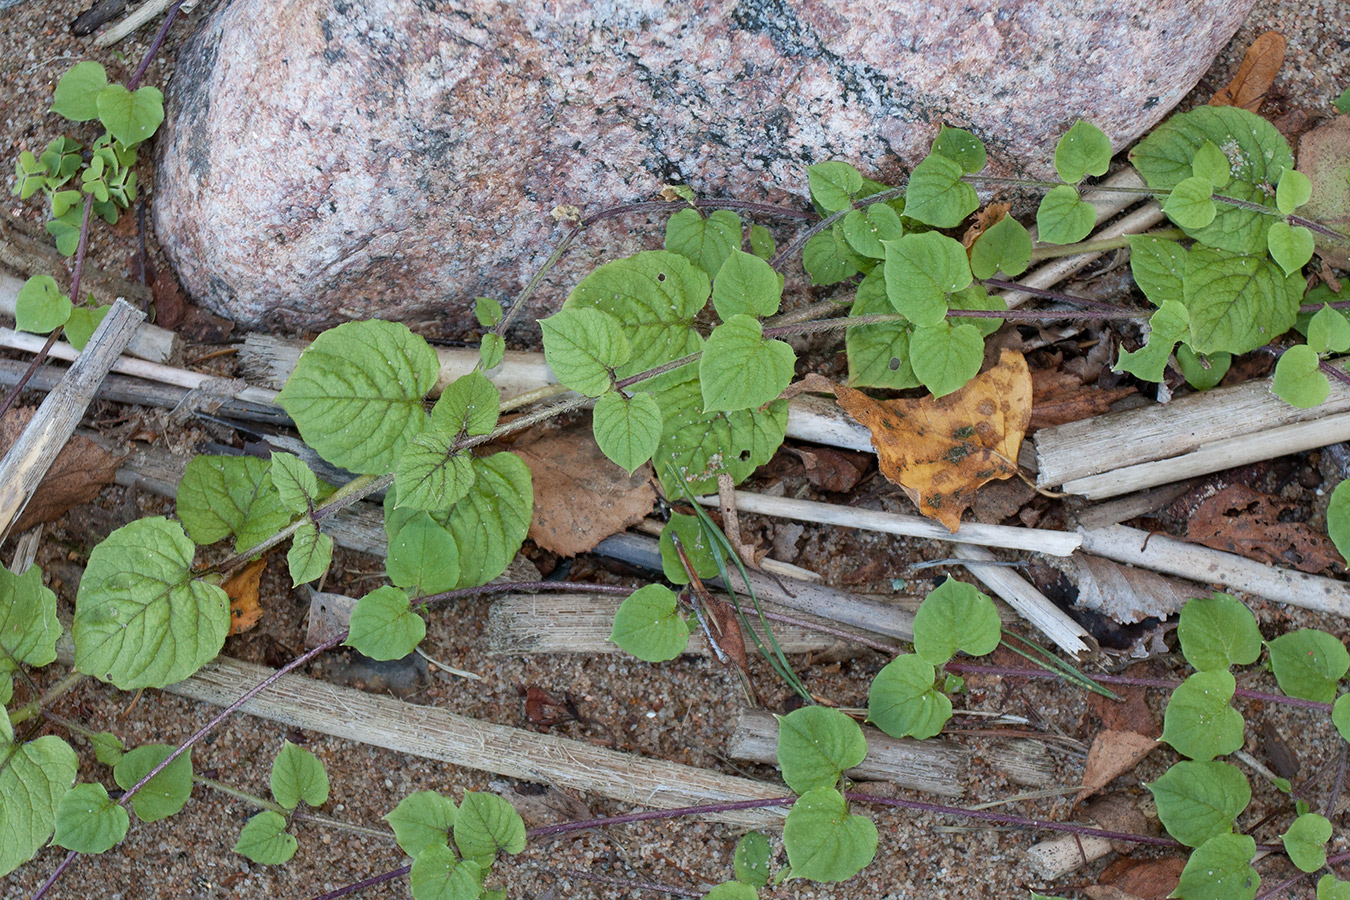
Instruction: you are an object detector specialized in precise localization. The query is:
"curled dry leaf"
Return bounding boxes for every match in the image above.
[223,556,267,635]
[787,445,869,493]
[961,201,1010,249]
[1209,30,1286,112]
[0,407,125,532]
[1186,483,1342,574]
[800,349,1032,532]
[515,423,656,557]
[1078,729,1157,803]
[1091,855,1187,900]
[1069,553,1198,624]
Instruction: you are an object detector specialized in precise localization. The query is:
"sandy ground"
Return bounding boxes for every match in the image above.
[2,1,1350,898]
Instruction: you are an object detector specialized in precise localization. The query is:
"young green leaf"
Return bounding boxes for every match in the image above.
[565,250,708,386]
[113,744,193,823]
[0,565,60,674]
[65,304,111,350]
[1163,176,1218,229]
[659,513,720,584]
[73,517,230,690]
[903,153,978,227]
[592,390,662,475]
[53,782,129,854]
[706,882,759,900]
[51,61,108,121]
[748,223,775,260]
[410,845,483,900]
[1191,140,1232,188]
[270,452,321,515]
[473,297,503,328]
[775,705,867,794]
[808,161,864,212]
[665,208,742,277]
[1130,105,1292,254]
[782,788,878,882]
[1176,593,1262,671]
[911,578,1001,666]
[394,431,477,515]
[479,333,505,370]
[96,84,164,148]
[387,511,461,595]
[436,451,532,588]
[841,203,904,260]
[176,455,291,552]
[15,275,71,334]
[1176,345,1231,390]
[453,791,527,868]
[1183,247,1302,355]
[654,372,787,494]
[699,315,795,412]
[386,791,458,857]
[287,522,333,587]
[271,740,329,810]
[1319,875,1350,900]
[1282,812,1331,872]
[867,653,952,740]
[540,307,631,397]
[1129,236,1188,307]
[1272,345,1330,409]
[969,215,1032,279]
[1160,669,1244,761]
[1147,760,1250,846]
[432,371,500,437]
[713,250,783,319]
[1267,629,1350,702]
[1054,120,1111,184]
[346,586,426,660]
[90,731,125,767]
[883,231,971,327]
[1329,480,1350,565]
[1174,833,1259,900]
[1334,694,1350,743]
[908,321,984,398]
[932,125,987,175]
[802,225,864,286]
[734,831,772,887]
[0,735,78,878]
[234,810,297,865]
[846,270,919,390]
[610,584,690,662]
[1036,185,1096,244]
[1307,305,1350,354]
[1267,222,1315,275]
[1276,168,1313,214]
[1114,300,1189,382]
[276,320,439,475]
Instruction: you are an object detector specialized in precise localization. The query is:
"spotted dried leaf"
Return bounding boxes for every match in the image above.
[1187,483,1342,574]
[1209,31,1286,112]
[0,408,125,531]
[223,557,266,636]
[802,350,1032,532]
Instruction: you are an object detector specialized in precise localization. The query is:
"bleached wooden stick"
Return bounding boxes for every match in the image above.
[50,644,788,827]
[0,300,144,539]
[952,544,1094,659]
[728,710,967,797]
[701,491,1083,557]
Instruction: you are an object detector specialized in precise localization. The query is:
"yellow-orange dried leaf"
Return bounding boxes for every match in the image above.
[224,557,267,635]
[804,350,1032,532]
[1209,31,1286,112]
[961,202,1010,249]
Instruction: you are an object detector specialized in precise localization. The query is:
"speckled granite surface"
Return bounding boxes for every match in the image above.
[152,0,1254,330]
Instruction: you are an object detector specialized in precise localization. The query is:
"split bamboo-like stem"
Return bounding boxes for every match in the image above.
[952,544,1094,659]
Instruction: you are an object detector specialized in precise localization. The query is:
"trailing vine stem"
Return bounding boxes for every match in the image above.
[768,186,906,272]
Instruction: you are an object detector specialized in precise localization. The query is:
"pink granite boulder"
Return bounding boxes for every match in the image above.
[154,0,1254,331]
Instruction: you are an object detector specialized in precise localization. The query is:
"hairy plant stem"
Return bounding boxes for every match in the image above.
[1321,358,1350,388]
[981,278,1138,314]
[192,774,394,842]
[126,0,187,90]
[1027,228,1187,260]
[420,579,633,610]
[1253,851,1350,900]
[0,194,93,420]
[31,633,347,900]
[769,187,906,271]
[498,381,570,413]
[944,662,1336,712]
[6,671,86,729]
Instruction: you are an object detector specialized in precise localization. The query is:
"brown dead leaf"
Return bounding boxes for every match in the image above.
[152,269,186,329]
[1070,553,1199,624]
[515,424,656,556]
[1093,856,1186,900]
[0,408,125,532]
[223,557,267,636]
[1087,668,1158,736]
[788,445,869,493]
[803,349,1032,532]
[1078,729,1157,803]
[961,201,1010,249]
[1187,483,1342,574]
[1209,31,1286,111]
[1031,366,1136,429]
